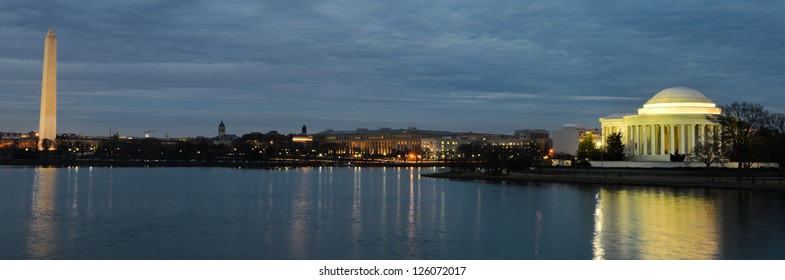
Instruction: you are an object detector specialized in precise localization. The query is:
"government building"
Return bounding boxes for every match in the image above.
[599,87,721,161]
[313,127,454,156]
[313,127,550,160]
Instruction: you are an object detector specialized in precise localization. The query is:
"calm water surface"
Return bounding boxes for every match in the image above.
[1,166,784,259]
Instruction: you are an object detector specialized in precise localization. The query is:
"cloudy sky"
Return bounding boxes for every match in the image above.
[1,0,784,137]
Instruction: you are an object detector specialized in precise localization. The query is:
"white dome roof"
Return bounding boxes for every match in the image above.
[638,87,720,115]
[644,87,714,105]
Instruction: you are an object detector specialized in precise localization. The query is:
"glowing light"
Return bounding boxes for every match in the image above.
[642,102,716,108]
[592,188,720,259]
[592,192,605,260]
[638,106,721,115]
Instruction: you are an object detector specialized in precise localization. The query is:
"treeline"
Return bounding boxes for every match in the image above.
[1,136,320,162]
[713,102,785,177]
[575,132,624,163]
[450,141,548,174]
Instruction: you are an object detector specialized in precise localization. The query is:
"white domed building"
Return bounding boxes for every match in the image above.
[599,87,722,161]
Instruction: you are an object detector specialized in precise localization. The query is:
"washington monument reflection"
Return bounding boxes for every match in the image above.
[27,168,58,259]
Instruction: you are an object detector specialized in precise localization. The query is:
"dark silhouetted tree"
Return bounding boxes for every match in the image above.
[762,113,785,175]
[576,133,599,160]
[41,138,55,151]
[687,141,726,168]
[712,102,769,179]
[603,132,625,161]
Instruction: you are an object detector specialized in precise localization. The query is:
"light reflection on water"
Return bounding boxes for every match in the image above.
[592,192,605,260]
[1,166,784,259]
[27,168,58,259]
[592,188,721,259]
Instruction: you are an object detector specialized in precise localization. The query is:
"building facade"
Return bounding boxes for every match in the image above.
[551,124,600,155]
[314,127,552,160]
[420,136,474,160]
[313,127,454,156]
[0,131,37,152]
[599,87,722,161]
[515,129,553,153]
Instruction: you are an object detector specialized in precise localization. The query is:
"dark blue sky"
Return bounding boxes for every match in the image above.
[1,0,784,137]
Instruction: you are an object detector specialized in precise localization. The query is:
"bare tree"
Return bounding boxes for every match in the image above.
[711,102,769,179]
[764,113,785,175]
[686,141,726,168]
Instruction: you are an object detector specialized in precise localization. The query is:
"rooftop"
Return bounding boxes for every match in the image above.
[644,87,714,105]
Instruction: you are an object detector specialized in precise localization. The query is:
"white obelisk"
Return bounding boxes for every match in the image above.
[38,27,57,150]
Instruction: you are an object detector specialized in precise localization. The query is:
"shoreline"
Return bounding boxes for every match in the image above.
[0,158,448,168]
[421,170,785,191]
[5,158,784,191]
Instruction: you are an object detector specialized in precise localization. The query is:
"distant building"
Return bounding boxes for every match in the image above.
[420,136,473,159]
[421,133,535,160]
[0,131,37,151]
[313,126,553,159]
[0,132,23,140]
[292,124,313,144]
[551,124,600,155]
[515,129,553,154]
[240,131,287,149]
[213,121,239,145]
[313,127,454,156]
[57,134,106,154]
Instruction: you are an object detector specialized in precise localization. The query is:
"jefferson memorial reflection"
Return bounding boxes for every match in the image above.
[592,187,720,259]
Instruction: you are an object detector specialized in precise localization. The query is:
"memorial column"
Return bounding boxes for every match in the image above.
[642,125,647,155]
[659,124,665,155]
[688,124,695,152]
[669,124,676,155]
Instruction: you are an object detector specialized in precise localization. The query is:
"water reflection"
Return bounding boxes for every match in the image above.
[534,210,543,259]
[592,187,720,259]
[27,168,58,259]
[592,192,605,260]
[407,168,417,258]
[3,166,783,259]
[289,167,310,259]
[351,167,362,258]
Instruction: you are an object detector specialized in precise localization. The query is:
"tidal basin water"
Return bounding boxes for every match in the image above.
[2,166,785,260]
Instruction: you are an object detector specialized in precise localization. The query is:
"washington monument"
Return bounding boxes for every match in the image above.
[38,27,57,150]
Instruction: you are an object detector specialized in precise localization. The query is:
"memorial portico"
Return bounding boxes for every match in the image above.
[599,87,722,161]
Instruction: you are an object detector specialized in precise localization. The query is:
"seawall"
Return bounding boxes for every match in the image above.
[422,170,785,191]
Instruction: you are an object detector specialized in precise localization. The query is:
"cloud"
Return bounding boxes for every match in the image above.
[564,96,645,102]
[1,0,784,136]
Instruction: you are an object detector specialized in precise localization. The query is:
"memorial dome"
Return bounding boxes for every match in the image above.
[644,87,714,105]
[637,87,720,115]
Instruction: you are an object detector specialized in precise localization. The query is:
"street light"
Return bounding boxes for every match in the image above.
[595,141,605,177]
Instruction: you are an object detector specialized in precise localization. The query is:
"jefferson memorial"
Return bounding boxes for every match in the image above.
[599,87,721,161]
